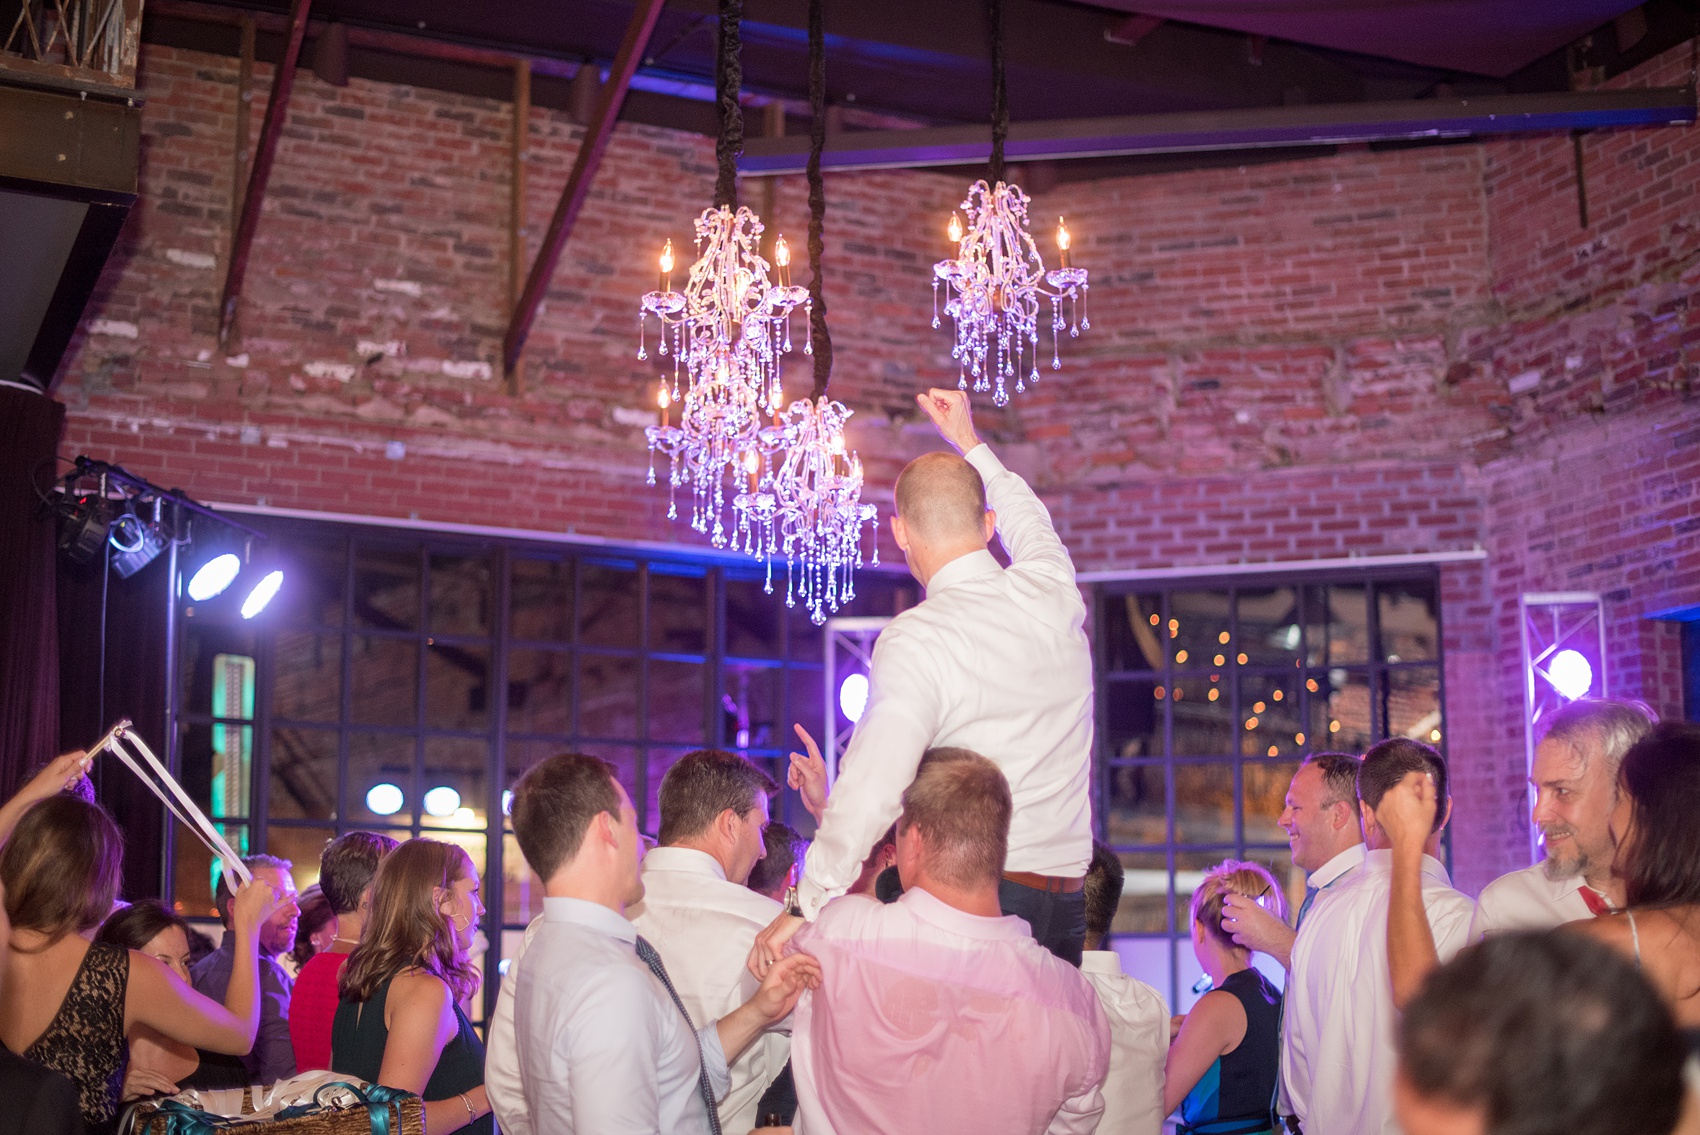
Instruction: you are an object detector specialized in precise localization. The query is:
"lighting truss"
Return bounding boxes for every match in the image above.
[1518,591,1607,864]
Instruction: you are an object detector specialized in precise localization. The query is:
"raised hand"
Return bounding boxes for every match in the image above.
[915,388,981,455]
[23,750,94,803]
[788,724,829,822]
[748,910,806,979]
[1221,892,1296,968]
[1376,770,1438,854]
[230,876,284,933]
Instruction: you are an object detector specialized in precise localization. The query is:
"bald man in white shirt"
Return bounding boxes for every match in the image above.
[752,387,1096,968]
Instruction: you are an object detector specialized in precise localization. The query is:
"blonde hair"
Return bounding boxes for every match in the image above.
[1190,859,1288,950]
[339,839,479,1004]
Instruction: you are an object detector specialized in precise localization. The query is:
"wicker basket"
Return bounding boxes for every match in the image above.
[123,1082,423,1135]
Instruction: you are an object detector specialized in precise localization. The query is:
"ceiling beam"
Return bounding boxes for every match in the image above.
[502,0,666,377]
[738,87,1698,174]
[216,0,311,347]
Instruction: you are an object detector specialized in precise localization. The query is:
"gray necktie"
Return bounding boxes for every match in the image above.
[635,934,723,1135]
[1295,884,1320,930]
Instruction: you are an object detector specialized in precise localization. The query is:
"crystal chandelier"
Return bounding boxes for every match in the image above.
[930,0,1090,407]
[933,182,1088,406]
[734,396,879,624]
[640,205,809,545]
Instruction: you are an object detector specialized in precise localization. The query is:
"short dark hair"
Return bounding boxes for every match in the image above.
[511,753,621,882]
[657,749,778,846]
[747,822,805,897]
[1399,931,1685,1135]
[292,890,335,969]
[1358,738,1448,832]
[898,748,1012,889]
[1303,751,1363,810]
[319,831,400,915]
[215,854,293,927]
[1083,841,1124,946]
[1616,722,1700,908]
[96,899,189,954]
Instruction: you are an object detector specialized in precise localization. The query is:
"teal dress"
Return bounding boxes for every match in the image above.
[1178,968,1281,1135]
[330,973,492,1135]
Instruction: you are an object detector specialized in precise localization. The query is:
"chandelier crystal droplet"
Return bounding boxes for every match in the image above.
[640,204,810,547]
[932,180,1089,406]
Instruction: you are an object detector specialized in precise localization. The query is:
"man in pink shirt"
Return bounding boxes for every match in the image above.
[787,748,1111,1135]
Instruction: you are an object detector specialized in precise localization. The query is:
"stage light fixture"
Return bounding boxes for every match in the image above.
[1546,649,1594,701]
[55,489,114,565]
[839,672,869,724]
[108,501,171,579]
[423,786,461,818]
[366,783,405,816]
[187,553,243,601]
[239,568,285,619]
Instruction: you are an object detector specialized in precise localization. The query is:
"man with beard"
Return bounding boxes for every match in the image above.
[1469,699,1656,938]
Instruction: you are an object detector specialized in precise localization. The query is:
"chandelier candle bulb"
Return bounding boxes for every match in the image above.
[948,213,964,243]
[1057,218,1071,268]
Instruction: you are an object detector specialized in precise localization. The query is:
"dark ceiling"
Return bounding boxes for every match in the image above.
[143,0,1699,144]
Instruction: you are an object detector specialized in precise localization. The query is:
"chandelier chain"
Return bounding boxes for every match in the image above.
[988,0,1006,185]
[807,0,832,400]
[715,0,743,210]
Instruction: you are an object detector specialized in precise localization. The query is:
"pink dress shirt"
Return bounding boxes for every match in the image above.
[789,888,1111,1135]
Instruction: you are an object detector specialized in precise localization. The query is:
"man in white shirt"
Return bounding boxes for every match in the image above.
[628,749,791,1135]
[1217,752,1364,1133]
[1219,752,1366,969]
[1079,843,1167,1135]
[1469,699,1656,939]
[788,748,1111,1135]
[496,752,819,1135]
[754,386,1096,968]
[1285,740,1474,1135]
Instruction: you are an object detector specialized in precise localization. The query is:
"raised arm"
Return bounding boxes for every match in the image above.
[1380,771,1441,1009]
[0,752,93,848]
[915,388,1077,586]
[126,879,281,1054]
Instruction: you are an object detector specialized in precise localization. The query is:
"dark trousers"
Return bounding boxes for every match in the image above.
[998,877,1087,966]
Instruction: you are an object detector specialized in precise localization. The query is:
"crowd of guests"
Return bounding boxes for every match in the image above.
[0,701,1693,1134]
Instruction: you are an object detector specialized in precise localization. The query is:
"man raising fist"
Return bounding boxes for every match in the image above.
[752,388,1097,968]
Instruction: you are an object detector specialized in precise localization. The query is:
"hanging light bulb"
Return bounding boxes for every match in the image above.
[948,213,964,243]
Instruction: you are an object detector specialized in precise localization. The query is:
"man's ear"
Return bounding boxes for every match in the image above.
[715,807,741,846]
[1437,795,1454,833]
[890,513,910,553]
[1358,799,1378,838]
[983,509,997,543]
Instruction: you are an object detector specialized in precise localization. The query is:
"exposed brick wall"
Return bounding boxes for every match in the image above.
[52,40,1700,897]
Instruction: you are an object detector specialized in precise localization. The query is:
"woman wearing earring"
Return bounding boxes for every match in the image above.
[331,839,491,1134]
[1164,860,1288,1135]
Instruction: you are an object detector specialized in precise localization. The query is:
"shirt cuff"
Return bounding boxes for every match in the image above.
[962,442,1004,480]
[697,1023,731,1102]
[795,873,836,921]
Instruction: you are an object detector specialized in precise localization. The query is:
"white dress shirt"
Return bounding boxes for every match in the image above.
[1079,950,1168,1135]
[628,846,790,1135]
[486,916,539,1135]
[1283,849,1474,1135]
[790,888,1110,1135]
[1274,841,1365,1119]
[1468,861,1598,940]
[797,444,1095,917]
[510,896,731,1135]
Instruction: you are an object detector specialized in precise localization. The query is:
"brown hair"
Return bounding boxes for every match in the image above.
[339,839,479,1004]
[1190,859,1288,950]
[292,890,335,969]
[1358,737,1448,832]
[96,898,188,954]
[510,753,621,883]
[2,796,122,947]
[657,749,777,846]
[894,451,987,542]
[897,748,1011,888]
[1302,751,1363,810]
[214,854,292,927]
[319,831,400,915]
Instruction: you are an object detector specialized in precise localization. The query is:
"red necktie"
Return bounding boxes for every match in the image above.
[1579,887,1613,917]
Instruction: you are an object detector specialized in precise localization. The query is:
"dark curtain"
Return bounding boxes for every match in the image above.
[0,387,64,798]
[58,542,170,901]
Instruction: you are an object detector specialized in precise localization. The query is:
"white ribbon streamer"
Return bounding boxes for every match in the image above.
[96,718,252,893]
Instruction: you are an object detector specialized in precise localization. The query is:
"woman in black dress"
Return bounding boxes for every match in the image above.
[1164,860,1287,1135]
[331,838,491,1134]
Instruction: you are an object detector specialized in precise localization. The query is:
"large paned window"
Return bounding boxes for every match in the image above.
[1094,571,1443,1009]
[172,516,915,1022]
